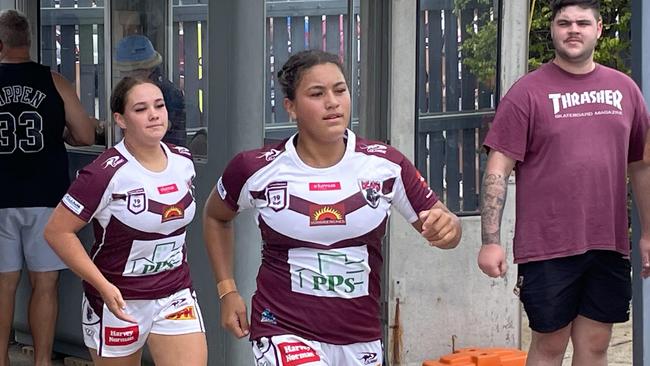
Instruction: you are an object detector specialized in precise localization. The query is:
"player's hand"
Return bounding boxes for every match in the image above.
[478,243,508,278]
[418,208,461,249]
[640,236,650,278]
[220,292,249,338]
[98,282,137,323]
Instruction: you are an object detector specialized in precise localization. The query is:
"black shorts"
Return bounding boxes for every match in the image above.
[517,250,631,333]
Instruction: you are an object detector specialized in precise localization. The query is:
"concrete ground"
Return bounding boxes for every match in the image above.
[521,313,633,366]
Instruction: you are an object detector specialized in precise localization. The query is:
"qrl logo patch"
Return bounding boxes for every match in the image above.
[104,325,139,346]
[266,182,288,212]
[127,188,146,214]
[309,204,346,226]
[277,342,320,366]
[165,306,196,320]
[289,245,370,298]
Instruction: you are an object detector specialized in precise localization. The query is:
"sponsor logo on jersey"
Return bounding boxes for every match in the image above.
[548,89,623,115]
[102,156,125,169]
[104,325,139,346]
[358,352,379,365]
[359,180,381,208]
[157,183,178,194]
[161,205,185,222]
[217,177,228,200]
[359,143,388,154]
[127,188,146,214]
[258,148,282,161]
[260,308,277,324]
[172,146,191,156]
[266,182,288,211]
[86,303,94,321]
[309,182,341,191]
[277,342,321,366]
[62,194,84,215]
[415,170,434,199]
[165,306,196,320]
[309,204,346,226]
[289,246,370,298]
[123,235,184,276]
[169,297,188,309]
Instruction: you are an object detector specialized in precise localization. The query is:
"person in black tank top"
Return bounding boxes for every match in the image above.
[0,9,94,366]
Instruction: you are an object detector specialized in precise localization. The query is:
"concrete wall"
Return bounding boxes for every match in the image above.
[386,1,528,364]
[631,0,650,364]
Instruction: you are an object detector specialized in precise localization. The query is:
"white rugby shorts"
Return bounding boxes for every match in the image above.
[82,287,204,358]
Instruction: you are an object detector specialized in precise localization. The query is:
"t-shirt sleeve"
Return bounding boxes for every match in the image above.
[483,90,531,162]
[391,154,439,223]
[627,85,650,163]
[217,153,254,212]
[61,167,111,222]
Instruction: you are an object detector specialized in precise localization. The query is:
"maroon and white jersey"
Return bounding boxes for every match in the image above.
[61,140,196,300]
[218,129,437,344]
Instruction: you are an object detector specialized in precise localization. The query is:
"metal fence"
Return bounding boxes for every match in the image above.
[40,0,492,214]
[40,0,208,134]
[264,0,361,142]
[417,0,499,215]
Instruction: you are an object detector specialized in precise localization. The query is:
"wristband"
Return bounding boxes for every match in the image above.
[217,279,237,299]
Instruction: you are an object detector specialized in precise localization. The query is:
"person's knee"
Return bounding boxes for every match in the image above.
[0,271,21,293]
[573,326,611,355]
[29,271,60,293]
[530,329,571,358]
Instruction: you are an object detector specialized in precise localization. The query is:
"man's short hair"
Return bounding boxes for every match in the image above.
[0,9,31,48]
[550,0,601,21]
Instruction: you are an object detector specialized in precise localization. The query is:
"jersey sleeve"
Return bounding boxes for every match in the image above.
[391,154,439,223]
[217,152,254,212]
[628,84,650,163]
[483,86,531,162]
[61,165,112,222]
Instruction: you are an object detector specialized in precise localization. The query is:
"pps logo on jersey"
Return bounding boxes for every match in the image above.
[266,181,288,212]
[127,188,146,214]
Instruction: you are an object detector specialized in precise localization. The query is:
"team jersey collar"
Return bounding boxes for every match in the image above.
[114,139,172,176]
[285,129,356,173]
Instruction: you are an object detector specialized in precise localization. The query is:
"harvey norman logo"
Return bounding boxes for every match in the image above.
[548,89,623,116]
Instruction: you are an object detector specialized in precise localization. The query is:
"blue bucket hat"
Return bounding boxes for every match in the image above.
[114,35,162,72]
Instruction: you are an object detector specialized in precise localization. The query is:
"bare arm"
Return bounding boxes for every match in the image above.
[412,200,462,249]
[629,160,650,278]
[44,204,136,322]
[478,150,516,277]
[202,187,249,337]
[51,72,94,146]
[480,150,516,245]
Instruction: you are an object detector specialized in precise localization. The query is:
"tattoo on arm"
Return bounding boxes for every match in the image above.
[480,173,508,245]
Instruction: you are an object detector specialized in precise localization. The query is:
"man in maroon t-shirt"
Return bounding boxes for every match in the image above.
[478,1,650,365]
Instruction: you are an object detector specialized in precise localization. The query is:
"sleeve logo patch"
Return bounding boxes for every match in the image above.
[217,177,227,200]
[62,194,84,215]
